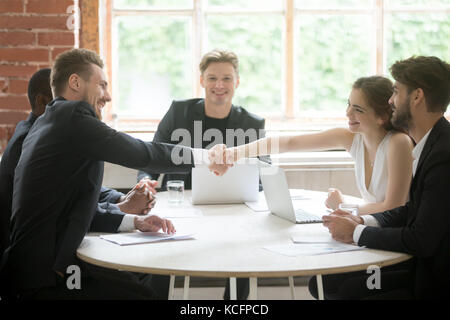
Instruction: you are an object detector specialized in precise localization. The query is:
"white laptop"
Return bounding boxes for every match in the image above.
[191,159,259,205]
[260,166,323,224]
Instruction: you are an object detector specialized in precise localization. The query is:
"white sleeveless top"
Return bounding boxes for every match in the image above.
[349,132,393,203]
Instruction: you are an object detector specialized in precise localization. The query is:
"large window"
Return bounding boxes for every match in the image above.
[100,0,450,131]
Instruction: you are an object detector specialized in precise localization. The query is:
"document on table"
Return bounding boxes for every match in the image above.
[245,190,311,212]
[100,232,195,246]
[244,200,270,212]
[152,208,203,218]
[264,242,365,257]
[291,234,337,243]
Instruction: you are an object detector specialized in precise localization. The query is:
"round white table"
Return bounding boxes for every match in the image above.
[77,190,411,300]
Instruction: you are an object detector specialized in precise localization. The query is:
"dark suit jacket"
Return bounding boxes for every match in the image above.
[137,98,268,190]
[3,97,193,294]
[0,114,131,261]
[89,187,126,233]
[359,117,450,299]
[0,113,37,258]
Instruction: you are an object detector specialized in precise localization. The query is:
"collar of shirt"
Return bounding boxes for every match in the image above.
[412,129,432,177]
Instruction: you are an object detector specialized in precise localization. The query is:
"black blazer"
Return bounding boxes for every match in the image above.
[89,187,126,233]
[3,97,193,294]
[138,98,268,189]
[0,115,132,261]
[359,117,450,299]
[0,113,37,258]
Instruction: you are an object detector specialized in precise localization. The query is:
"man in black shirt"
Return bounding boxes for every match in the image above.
[138,49,267,300]
[137,49,268,191]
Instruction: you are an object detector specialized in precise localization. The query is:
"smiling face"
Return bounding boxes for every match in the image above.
[200,62,239,112]
[80,64,111,120]
[346,88,384,134]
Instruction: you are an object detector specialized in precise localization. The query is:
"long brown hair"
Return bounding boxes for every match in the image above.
[352,76,394,131]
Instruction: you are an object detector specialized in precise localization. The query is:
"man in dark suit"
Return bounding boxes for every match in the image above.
[137,49,268,191]
[0,69,156,262]
[311,56,450,299]
[1,48,224,299]
[0,69,53,259]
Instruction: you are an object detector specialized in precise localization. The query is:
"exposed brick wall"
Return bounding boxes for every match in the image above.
[0,0,76,153]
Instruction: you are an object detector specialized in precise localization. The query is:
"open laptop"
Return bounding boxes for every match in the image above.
[191,159,259,205]
[260,166,323,224]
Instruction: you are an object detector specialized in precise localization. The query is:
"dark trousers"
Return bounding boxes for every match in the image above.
[19,263,171,300]
[308,261,414,300]
[223,278,249,300]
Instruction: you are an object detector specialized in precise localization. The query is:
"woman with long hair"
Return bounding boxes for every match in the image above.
[226,76,413,215]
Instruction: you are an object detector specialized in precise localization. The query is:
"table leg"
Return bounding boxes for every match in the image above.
[168,275,175,300]
[288,276,296,300]
[248,277,258,300]
[230,277,237,300]
[183,276,190,300]
[316,274,324,300]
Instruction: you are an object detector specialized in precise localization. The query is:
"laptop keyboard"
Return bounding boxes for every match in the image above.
[294,209,323,223]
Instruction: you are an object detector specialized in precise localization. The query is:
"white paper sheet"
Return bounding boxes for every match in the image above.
[245,190,312,212]
[100,232,195,246]
[289,189,312,200]
[244,201,270,212]
[264,243,365,257]
[152,208,203,218]
[291,234,338,244]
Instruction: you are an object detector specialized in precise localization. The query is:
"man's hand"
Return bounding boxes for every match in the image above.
[208,144,233,176]
[137,177,158,195]
[119,178,157,203]
[134,215,176,234]
[325,188,344,210]
[329,209,364,224]
[117,182,156,215]
[322,210,363,243]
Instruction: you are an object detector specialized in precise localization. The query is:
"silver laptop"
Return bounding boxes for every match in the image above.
[191,159,259,205]
[260,166,323,224]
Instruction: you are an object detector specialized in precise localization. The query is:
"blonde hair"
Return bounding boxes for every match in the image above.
[199,49,239,76]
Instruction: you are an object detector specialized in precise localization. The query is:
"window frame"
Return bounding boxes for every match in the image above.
[97,0,450,133]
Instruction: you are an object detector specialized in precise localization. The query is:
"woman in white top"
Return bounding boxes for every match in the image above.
[226,76,414,215]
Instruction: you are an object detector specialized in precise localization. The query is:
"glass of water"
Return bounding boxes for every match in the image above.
[167,180,184,204]
[338,203,359,216]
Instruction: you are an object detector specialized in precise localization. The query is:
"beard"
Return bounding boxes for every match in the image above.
[391,100,412,131]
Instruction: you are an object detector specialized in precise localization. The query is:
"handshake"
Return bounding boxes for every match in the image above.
[206,144,240,176]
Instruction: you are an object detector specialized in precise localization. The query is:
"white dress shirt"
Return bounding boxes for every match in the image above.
[352,129,432,244]
[411,129,432,177]
[118,212,136,232]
